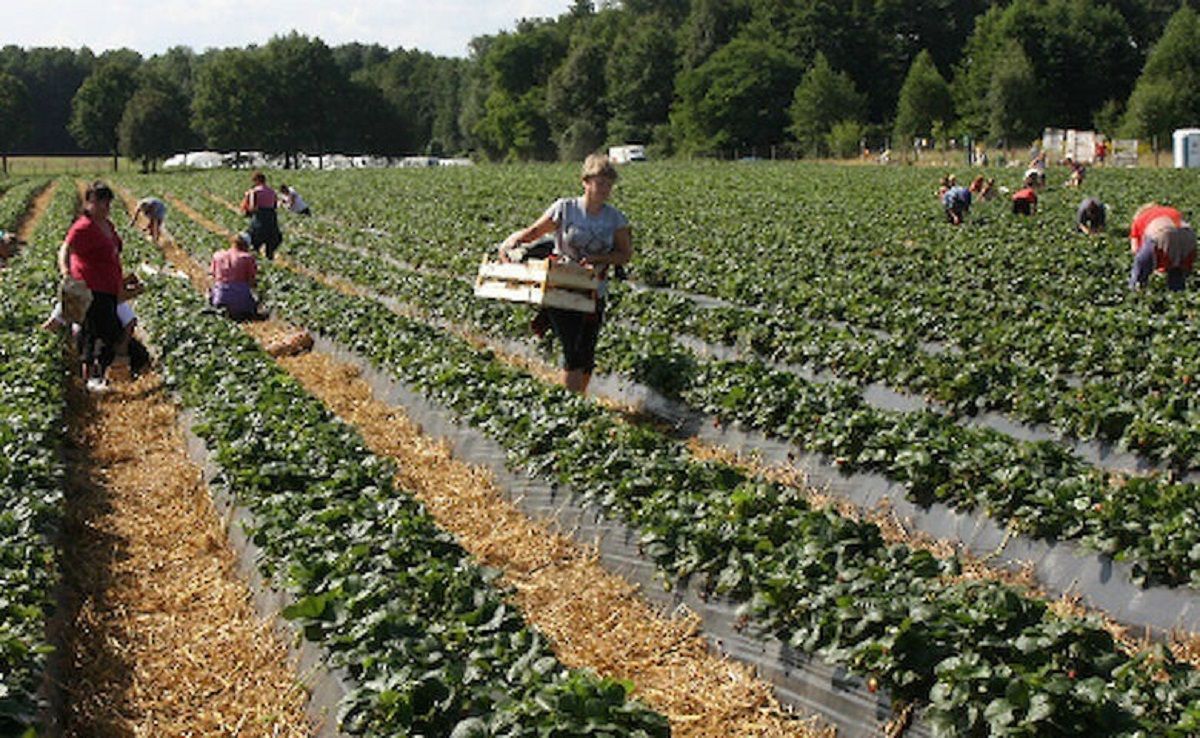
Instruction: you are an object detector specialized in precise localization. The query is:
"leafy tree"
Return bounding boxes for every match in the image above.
[191,48,273,152]
[546,35,610,159]
[1107,0,1188,53]
[893,50,953,148]
[605,21,676,144]
[0,71,31,173]
[954,0,1138,137]
[331,42,390,78]
[673,37,800,154]
[826,119,865,159]
[558,118,605,162]
[483,21,568,96]
[986,39,1041,144]
[470,20,567,159]
[68,58,140,170]
[364,49,441,156]
[1123,5,1200,145]
[141,46,198,99]
[472,89,553,161]
[789,52,866,156]
[620,0,689,26]
[0,46,94,154]
[262,33,347,165]
[1094,99,1124,135]
[677,0,751,71]
[118,77,191,172]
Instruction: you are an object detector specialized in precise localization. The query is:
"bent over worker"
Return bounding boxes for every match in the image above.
[1128,203,1196,292]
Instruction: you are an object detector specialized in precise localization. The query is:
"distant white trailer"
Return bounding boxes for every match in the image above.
[607,145,646,164]
[1173,128,1200,168]
[1042,128,1097,163]
[1065,130,1096,164]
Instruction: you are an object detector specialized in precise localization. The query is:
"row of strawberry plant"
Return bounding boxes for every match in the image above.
[0,178,67,736]
[229,240,1200,737]
[613,286,1200,469]
[166,168,1200,470]
[153,198,1200,595]
[0,179,47,250]
[117,228,669,738]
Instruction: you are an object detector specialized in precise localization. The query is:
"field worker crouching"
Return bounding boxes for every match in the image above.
[1076,197,1107,235]
[500,153,632,394]
[1011,184,1038,216]
[279,183,312,216]
[1128,203,1196,292]
[210,232,260,320]
[240,171,283,260]
[129,197,167,243]
[942,184,971,225]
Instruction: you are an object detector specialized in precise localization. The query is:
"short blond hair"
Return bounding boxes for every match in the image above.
[582,153,618,182]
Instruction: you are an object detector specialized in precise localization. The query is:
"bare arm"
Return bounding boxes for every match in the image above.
[57,242,72,276]
[499,213,557,260]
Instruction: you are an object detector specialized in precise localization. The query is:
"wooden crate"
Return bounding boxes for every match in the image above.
[474,258,598,313]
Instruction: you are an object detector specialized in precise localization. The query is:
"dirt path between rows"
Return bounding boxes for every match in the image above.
[156,195,835,737]
[16,181,58,242]
[51,187,314,737]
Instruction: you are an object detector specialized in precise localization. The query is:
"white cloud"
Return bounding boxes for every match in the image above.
[0,0,573,57]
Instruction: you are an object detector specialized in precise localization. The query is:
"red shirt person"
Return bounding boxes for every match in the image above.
[1128,203,1196,291]
[58,181,126,389]
[1011,187,1038,215]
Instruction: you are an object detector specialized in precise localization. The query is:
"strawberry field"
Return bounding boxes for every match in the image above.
[3,162,1200,737]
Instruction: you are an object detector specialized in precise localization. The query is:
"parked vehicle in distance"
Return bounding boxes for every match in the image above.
[608,145,646,164]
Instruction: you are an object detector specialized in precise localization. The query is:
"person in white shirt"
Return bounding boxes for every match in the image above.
[278,183,311,216]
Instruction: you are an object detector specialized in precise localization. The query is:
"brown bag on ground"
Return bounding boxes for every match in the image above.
[59,276,93,325]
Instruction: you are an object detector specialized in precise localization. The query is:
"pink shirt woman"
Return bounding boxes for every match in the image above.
[209,233,259,320]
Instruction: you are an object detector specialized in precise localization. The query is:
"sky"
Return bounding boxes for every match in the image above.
[0,0,574,58]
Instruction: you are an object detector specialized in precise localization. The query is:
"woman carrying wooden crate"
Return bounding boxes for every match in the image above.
[500,154,632,394]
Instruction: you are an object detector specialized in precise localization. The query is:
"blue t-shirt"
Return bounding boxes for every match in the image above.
[942,186,971,211]
[542,197,630,296]
[139,198,167,221]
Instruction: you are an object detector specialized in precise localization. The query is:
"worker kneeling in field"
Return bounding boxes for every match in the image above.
[1011,184,1038,216]
[210,232,260,320]
[499,153,632,394]
[1128,203,1196,292]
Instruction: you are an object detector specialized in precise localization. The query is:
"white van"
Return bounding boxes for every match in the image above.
[608,145,647,164]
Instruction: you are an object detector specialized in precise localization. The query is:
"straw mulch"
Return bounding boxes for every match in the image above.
[57,372,314,738]
[205,191,243,214]
[239,322,833,738]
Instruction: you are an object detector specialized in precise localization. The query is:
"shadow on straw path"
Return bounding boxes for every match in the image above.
[55,366,313,737]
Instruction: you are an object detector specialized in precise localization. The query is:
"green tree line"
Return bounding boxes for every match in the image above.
[0,0,1197,168]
